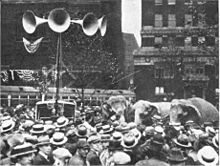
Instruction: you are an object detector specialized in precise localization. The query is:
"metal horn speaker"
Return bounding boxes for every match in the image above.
[48,8,71,33]
[22,10,47,34]
[71,12,99,36]
[98,15,107,36]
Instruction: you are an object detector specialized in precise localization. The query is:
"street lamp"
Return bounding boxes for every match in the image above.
[22,8,107,114]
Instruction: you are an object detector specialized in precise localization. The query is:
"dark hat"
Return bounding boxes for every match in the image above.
[10,143,37,158]
[50,132,68,146]
[55,116,69,128]
[100,134,111,142]
[0,119,15,133]
[151,133,164,146]
[36,135,51,146]
[121,133,138,149]
[30,124,46,134]
[167,148,187,162]
[173,134,192,148]
[76,124,88,138]
[99,124,114,134]
[77,140,90,149]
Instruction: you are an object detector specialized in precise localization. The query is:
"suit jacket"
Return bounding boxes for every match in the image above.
[86,150,101,165]
[32,152,54,165]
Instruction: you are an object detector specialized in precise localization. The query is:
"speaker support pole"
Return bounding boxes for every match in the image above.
[55,33,62,115]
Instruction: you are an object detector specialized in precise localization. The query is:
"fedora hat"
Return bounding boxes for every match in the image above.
[151,133,164,146]
[50,132,68,146]
[100,134,111,142]
[173,134,192,148]
[75,124,89,138]
[197,146,218,166]
[167,148,187,162]
[30,124,46,134]
[36,135,51,146]
[121,133,138,149]
[99,124,114,134]
[10,142,37,158]
[212,133,219,149]
[1,119,15,133]
[55,116,69,128]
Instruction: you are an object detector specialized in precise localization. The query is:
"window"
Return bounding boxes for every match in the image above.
[198,36,205,45]
[205,36,215,46]
[168,0,176,5]
[176,36,184,46]
[185,14,193,27]
[163,36,168,47]
[155,0,163,5]
[142,36,154,47]
[155,87,165,95]
[185,37,192,47]
[196,68,204,75]
[155,14,163,27]
[192,36,198,46]
[168,14,176,27]
[155,37,163,48]
[155,68,164,78]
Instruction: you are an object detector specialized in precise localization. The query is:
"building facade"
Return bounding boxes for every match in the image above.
[134,0,218,105]
[1,0,126,89]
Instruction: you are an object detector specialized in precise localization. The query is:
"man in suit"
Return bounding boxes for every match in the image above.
[32,135,54,165]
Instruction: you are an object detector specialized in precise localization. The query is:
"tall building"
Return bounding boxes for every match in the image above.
[1,0,125,89]
[134,0,218,105]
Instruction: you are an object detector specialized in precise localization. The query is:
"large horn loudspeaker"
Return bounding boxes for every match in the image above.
[22,10,47,34]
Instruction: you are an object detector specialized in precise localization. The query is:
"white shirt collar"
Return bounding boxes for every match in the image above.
[39,151,48,160]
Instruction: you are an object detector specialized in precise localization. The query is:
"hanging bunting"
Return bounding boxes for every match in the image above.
[23,37,44,53]
[16,70,36,82]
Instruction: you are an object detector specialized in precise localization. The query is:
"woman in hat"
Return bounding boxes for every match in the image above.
[10,142,37,166]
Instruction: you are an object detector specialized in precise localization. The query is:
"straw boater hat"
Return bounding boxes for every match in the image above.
[112,151,131,165]
[75,124,89,138]
[205,126,216,137]
[143,126,155,137]
[173,134,192,148]
[87,135,101,144]
[197,146,219,166]
[121,133,138,149]
[115,122,130,134]
[100,134,111,142]
[130,128,141,141]
[55,116,69,128]
[10,142,37,158]
[53,148,72,160]
[1,119,15,133]
[30,124,46,135]
[99,124,114,134]
[212,133,219,149]
[7,133,25,148]
[50,132,68,146]
[154,125,165,137]
[36,135,51,146]
[167,147,187,163]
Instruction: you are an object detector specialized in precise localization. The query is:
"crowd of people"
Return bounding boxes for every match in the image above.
[0,102,219,166]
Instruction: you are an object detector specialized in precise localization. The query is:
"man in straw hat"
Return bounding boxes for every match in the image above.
[87,135,103,165]
[10,142,37,166]
[167,147,187,166]
[32,135,54,165]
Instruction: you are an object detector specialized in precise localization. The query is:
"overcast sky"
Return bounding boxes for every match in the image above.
[122,0,142,47]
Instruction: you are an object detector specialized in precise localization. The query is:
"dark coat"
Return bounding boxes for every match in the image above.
[86,150,101,165]
[32,152,54,165]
